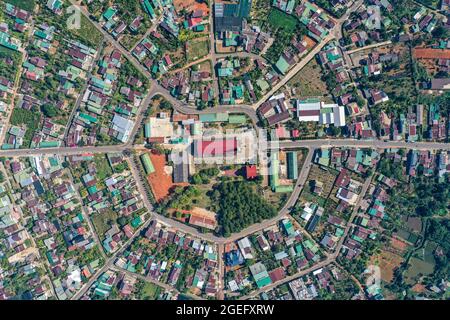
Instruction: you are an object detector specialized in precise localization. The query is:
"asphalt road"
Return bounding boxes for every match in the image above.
[278,139,450,151]
[2,137,449,158]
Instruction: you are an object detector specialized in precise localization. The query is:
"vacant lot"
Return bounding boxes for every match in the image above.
[267,8,298,33]
[138,281,161,300]
[187,40,209,62]
[146,151,188,202]
[192,60,212,74]
[70,14,104,48]
[297,164,338,209]
[173,0,209,14]
[288,59,330,98]
[370,250,404,283]
[91,209,119,240]
[264,188,290,211]
[304,165,339,198]
[94,155,113,181]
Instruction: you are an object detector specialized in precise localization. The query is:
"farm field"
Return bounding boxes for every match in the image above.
[404,241,437,285]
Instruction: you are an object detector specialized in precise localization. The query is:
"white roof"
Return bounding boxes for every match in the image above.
[148,117,174,138]
[333,105,346,127]
[297,101,321,111]
[112,114,134,142]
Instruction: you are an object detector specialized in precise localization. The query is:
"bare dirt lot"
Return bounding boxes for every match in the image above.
[370,250,404,283]
[287,59,330,98]
[146,151,188,201]
[173,0,209,15]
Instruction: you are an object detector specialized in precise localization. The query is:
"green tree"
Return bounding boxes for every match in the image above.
[41,104,58,118]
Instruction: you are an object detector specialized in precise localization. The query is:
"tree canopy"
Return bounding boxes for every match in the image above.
[213,181,277,236]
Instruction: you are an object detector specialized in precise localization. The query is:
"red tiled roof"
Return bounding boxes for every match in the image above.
[245,165,257,179]
[196,139,237,157]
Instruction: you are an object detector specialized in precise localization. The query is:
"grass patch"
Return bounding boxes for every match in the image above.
[91,209,119,239]
[187,40,209,62]
[139,282,161,300]
[264,189,289,211]
[5,0,35,11]
[94,155,113,181]
[404,241,437,285]
[190,184,213,209]
[267,8,298,33]
[264,8,306,63]
[10,108,41,148]
[69,14,104,48]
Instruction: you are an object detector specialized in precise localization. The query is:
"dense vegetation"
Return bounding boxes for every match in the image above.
[387,218,449,297]
[156,186,201,213]
[190,167,220,185]
[424,219,449,284]
[211,181,277,236]
[377,157,405,181]
[0,47,22,83]
[414,0,440,9]
[10,107,41,147]
[386,175,450,218]
[5,0,35,11]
